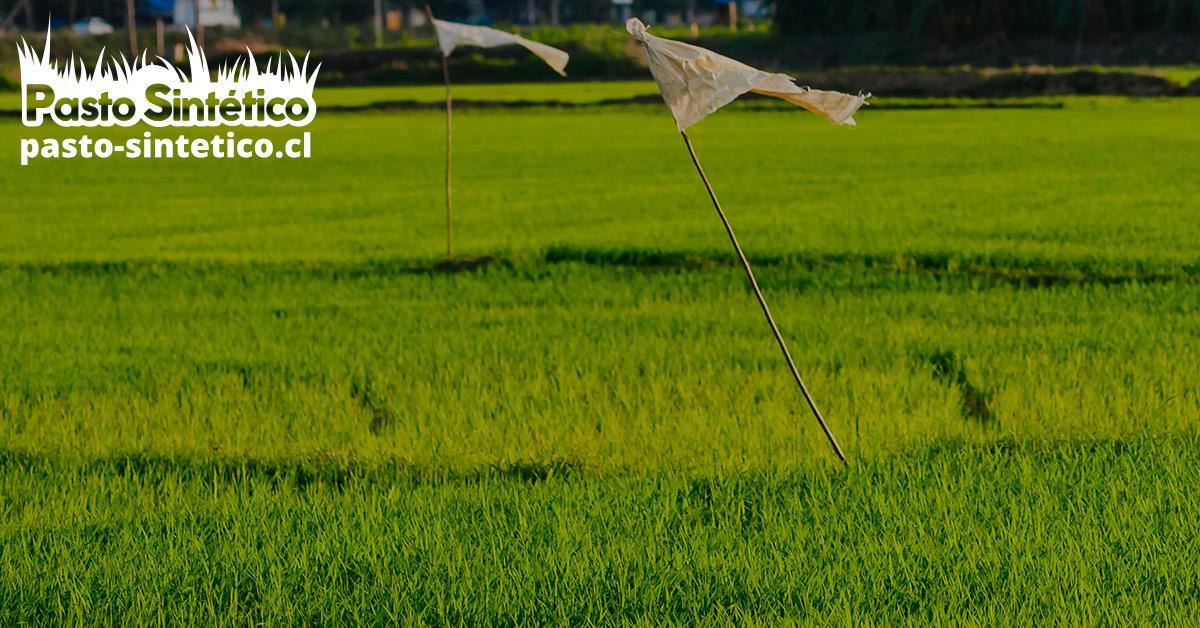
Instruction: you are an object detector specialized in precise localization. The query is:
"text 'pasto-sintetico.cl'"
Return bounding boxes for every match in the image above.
[17,29,319,165]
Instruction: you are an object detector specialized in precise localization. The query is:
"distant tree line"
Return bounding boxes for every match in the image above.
[27,0,1199,38]
[244,0,701,25]
[16,0,705,27]
[775,0,1200,43]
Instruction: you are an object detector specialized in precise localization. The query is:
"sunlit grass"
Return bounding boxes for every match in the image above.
[2,98,1198,269]
[1,97,1198,622]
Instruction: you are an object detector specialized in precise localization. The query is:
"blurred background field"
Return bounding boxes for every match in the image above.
[3,1,1200,623]
[3,97,1197,268]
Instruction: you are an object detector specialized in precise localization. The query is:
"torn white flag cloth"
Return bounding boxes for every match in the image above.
[432,19,569,76]
[625,18,867,131]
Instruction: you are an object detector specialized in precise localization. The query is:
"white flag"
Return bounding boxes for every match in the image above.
[432,19,569,77]
[625,18,867,131]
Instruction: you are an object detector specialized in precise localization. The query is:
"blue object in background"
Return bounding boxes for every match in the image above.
[140,0,175,16]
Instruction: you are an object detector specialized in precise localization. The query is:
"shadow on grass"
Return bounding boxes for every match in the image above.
[0,449,586,490]
[923,350,998,427]
[0,435,1194,492]
[543,246,1200,288]
[0,94,1068,120]
[4,247,1198,287]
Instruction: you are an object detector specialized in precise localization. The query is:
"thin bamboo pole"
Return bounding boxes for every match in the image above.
[426,4,453,259]
[125,0,138,57]
[374,0,384,47]
[194,0,204,52]
[680,131,847,464]
[155,16,164,56]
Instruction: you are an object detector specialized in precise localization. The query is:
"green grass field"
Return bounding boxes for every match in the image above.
[0,81,659,111]
[2,95,1199,622]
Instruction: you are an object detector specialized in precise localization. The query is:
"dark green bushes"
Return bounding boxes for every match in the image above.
[776,0,1200,43]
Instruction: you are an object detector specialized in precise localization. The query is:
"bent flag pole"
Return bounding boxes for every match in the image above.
[626,18,867,464]
[425,7,569,259]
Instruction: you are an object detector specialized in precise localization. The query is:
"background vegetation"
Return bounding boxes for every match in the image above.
[775,0,1200,41]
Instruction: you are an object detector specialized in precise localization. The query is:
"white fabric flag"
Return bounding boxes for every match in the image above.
[432,19,569,77]
[625,18,867,131]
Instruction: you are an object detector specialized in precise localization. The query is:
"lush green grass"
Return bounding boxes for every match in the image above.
[2,68,1197,112]
[1,263,1196,468]
[314,80,662,107]
[1078,64,1200,86]
[0,79,1061,112]
[5,438,1199,624]
[2,97,1199,622]
[0,81,663,112]
[3,98,1199,269]
[845,64,1200,86]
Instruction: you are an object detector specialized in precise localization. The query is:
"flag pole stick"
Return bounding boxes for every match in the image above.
[426,4,452,259]
[680,131,848,465]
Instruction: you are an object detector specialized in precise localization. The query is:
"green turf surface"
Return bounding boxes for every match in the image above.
[0,81,663,112]
[3,263,1195,467]
[4,439,1199,623]
[1,67,1197,112]
[2,97,1198,622]
[1092,64,1200,86]
[3,98,1197,269]
[313,80,661,106]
